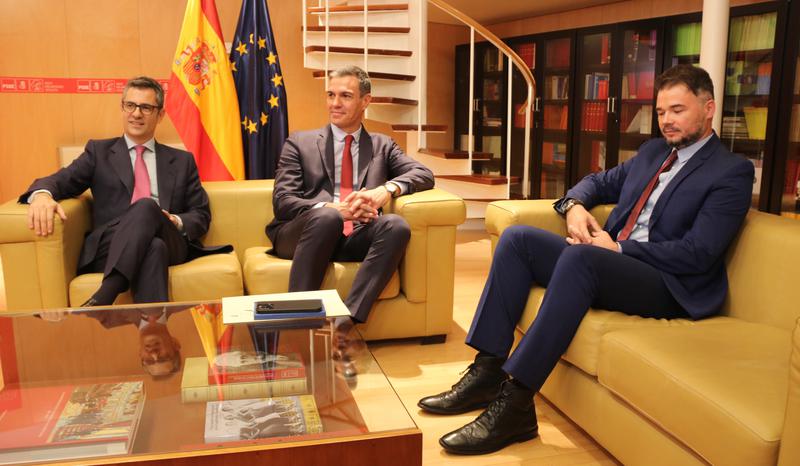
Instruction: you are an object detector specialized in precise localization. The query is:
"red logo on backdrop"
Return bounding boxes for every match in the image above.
[0,77,170,94]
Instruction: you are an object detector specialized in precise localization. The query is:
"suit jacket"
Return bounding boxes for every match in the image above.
[20,137,215,268]
[266,125,435,241]
[563,133,754,319]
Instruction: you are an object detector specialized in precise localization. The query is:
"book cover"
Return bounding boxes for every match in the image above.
[181,356,307,403]
[204,395,323,444]
[0,382,145,464]
[210,351,306,384]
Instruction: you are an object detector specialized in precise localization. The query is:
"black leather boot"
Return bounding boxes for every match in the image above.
[439,379,538,455]
[417,354,508,414]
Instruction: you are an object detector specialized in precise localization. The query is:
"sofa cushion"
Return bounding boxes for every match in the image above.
[597,322,792,466]
[69,252,243,305]
[242,247,399,300]
[518,287,717,376]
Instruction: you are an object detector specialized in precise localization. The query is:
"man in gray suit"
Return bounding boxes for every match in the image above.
[266,66,434,333]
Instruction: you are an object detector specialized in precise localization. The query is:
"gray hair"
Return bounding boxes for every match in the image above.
[123,76,165,108]
[329,66,371,96]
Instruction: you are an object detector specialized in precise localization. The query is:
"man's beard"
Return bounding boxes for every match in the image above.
[663,125,705,149]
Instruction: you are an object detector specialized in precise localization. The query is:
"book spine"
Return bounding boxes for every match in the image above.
[182,378,308,403]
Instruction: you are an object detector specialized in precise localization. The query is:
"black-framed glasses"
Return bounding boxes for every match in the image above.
[122,101,161,115]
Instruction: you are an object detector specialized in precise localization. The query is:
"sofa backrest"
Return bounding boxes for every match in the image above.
[202,180,274,263]
[722,209,800,330]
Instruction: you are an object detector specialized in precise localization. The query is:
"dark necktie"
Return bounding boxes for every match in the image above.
[340,135,354,236]
[617,149,679,241]
[131,145,151,204]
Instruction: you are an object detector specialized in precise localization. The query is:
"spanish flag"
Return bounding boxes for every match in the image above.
[166,0,245,181]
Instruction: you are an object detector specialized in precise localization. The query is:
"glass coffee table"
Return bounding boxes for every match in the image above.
[0,301,421,465]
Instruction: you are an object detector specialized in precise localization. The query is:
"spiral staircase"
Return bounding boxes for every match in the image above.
[302,0,536,218]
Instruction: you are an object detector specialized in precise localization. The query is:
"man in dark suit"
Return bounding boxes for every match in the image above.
[418,65,754,455]
[266,65,434,333]
[21,76,213,306]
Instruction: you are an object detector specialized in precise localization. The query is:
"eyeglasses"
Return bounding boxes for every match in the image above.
[122,101,161,115]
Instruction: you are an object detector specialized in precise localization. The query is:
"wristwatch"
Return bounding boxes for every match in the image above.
[555,198,583,216]
[384,182,400,198]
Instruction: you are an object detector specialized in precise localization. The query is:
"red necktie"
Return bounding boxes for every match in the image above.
[340,135,354,236]
[617,149,678,241]
[130,144,151,204]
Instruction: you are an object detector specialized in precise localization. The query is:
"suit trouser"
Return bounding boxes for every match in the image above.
[272,207,410,322]
[81,198,188,303]
[466,225,689,391]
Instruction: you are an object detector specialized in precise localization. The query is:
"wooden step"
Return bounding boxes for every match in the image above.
[392,125,447,133]
[312,70,415,82]
[305,45,411,57]
[307,4,408,14]
[436,174,520,185]
[370,96,417,106]
[419,148,492,159]
[303,26,410,34]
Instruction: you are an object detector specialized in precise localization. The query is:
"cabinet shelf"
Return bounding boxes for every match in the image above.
[727,49,773,59]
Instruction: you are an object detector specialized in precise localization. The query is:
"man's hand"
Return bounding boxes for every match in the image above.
[565,204,601,245]
[588,230,619,252]
[28,192,67,237]
[161,209,180,228]
[324,201,371,222]
[344,187,388,222]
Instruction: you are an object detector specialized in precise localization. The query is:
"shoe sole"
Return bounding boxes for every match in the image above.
[439,428,539,455]
[417,400,491,415]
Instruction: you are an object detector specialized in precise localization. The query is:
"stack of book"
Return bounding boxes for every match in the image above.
[204,395,323,443]
[0,381,145,464]
[721,116,750,139]
[181,352,308,403]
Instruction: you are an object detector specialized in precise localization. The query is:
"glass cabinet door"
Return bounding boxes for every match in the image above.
[781,39,800,217]
[574,31,612,181]
[478,46,506,176]
[539,37,571,198]
[722,11,777,208]
[618,27,659,165]
[668,21,701,67]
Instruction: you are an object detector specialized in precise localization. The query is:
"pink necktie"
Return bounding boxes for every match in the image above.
[340,135,354,236]
[131,145,151,204]
[617,149,678,241]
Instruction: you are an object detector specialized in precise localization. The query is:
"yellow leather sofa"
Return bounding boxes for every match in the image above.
[0,180,465,341]
[485,200,800,466]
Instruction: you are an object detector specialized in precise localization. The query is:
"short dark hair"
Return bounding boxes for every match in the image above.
[655,64,714,99]
[329,65,371,96]
[123,76,165,108]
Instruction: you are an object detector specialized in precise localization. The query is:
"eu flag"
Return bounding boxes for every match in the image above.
[230,0,288,179]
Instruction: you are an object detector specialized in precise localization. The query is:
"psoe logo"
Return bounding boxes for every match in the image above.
[176,38,218,95]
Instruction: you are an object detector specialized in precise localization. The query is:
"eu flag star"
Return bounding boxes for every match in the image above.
[247,120,258,134]
[235,41,248,55]
[258,37,266,49]
[260,112,268,125]
[268,94,280,108]
[271,74,283,87]
[241,116,250,127]
[230,60,237,72]
[249,33,254,44]
[266,52,277,65]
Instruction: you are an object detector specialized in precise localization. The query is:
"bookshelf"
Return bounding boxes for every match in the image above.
[574,29,613,179]
[774,0,800,215]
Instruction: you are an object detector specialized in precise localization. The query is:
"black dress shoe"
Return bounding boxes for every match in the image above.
[80,298,99,307]
[439,380,538,455]
[418,356,508,414]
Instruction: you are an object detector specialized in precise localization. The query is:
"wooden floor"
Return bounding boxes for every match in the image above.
[368,230,616,465]
[0,231,615,465]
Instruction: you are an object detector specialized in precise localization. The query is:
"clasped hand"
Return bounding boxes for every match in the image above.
[327,186,391,223]
[565,204,618,252]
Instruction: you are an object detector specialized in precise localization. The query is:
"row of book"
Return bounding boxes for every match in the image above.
[621,71,655,100]
[624,29,657,64]
[621,104,653,135]
[515,42,535,69]
[581,102,608,132]
[542,142,567,165]
[545,38,571,68]
[673,22,702,57]
[729,13,777,52]
[726,60,772,96]
[544,75,570,100]
[721,116,750,139]
[483,79,502,101]
[543,104,569,130]
[588,140,607,173]
[586,33,611,66]
[540,173,566,199]
[584,72,610,100]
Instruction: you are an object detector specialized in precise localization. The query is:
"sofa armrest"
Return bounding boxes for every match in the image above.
[386,188,465,321]
[485,200,615,253]
[779,318,800,465]
[0,196,92,310]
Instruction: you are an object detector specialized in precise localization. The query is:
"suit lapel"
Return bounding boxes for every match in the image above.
[649,134,719,227]
[357,128,373,188]
[110,138,134,197]
[155,142,177,212]
[319,126,335,189]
